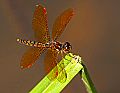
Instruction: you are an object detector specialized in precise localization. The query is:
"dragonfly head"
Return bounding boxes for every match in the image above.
[63,42,72,53]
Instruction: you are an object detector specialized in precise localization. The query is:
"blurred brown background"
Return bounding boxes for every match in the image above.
[0,0,120,93]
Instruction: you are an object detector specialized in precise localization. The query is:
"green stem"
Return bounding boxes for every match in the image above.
[80,62,97,93]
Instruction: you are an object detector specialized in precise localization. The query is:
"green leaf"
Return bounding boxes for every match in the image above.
[29,53,97,93]
[29,53,83,93]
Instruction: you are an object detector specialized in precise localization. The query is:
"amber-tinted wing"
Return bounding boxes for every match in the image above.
[44,49,67,82]
[44,49,58,74]
[52,8,74,41]
[20,47,45,69]
[32,4,50,43]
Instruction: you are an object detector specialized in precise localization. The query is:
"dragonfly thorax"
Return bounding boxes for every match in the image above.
[47,41,72,53]
[52,41,63,51]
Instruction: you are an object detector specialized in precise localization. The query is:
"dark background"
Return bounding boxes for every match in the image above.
[0,0,120,93]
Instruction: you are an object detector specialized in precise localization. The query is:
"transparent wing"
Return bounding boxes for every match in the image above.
[44,49,67,82]
[52,8,74,41]
[20,47,45,69]
[32,4,50,43]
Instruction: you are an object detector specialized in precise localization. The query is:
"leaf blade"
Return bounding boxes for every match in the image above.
[29,53,83,93]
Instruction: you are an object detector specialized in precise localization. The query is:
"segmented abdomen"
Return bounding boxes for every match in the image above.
[17,38,44,48]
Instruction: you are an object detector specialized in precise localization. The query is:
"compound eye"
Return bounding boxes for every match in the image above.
[63,42,72,53]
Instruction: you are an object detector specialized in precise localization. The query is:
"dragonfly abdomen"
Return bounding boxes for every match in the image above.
[17,38,44,48]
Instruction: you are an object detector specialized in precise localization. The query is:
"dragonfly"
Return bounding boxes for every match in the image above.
[17,4,74,83]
